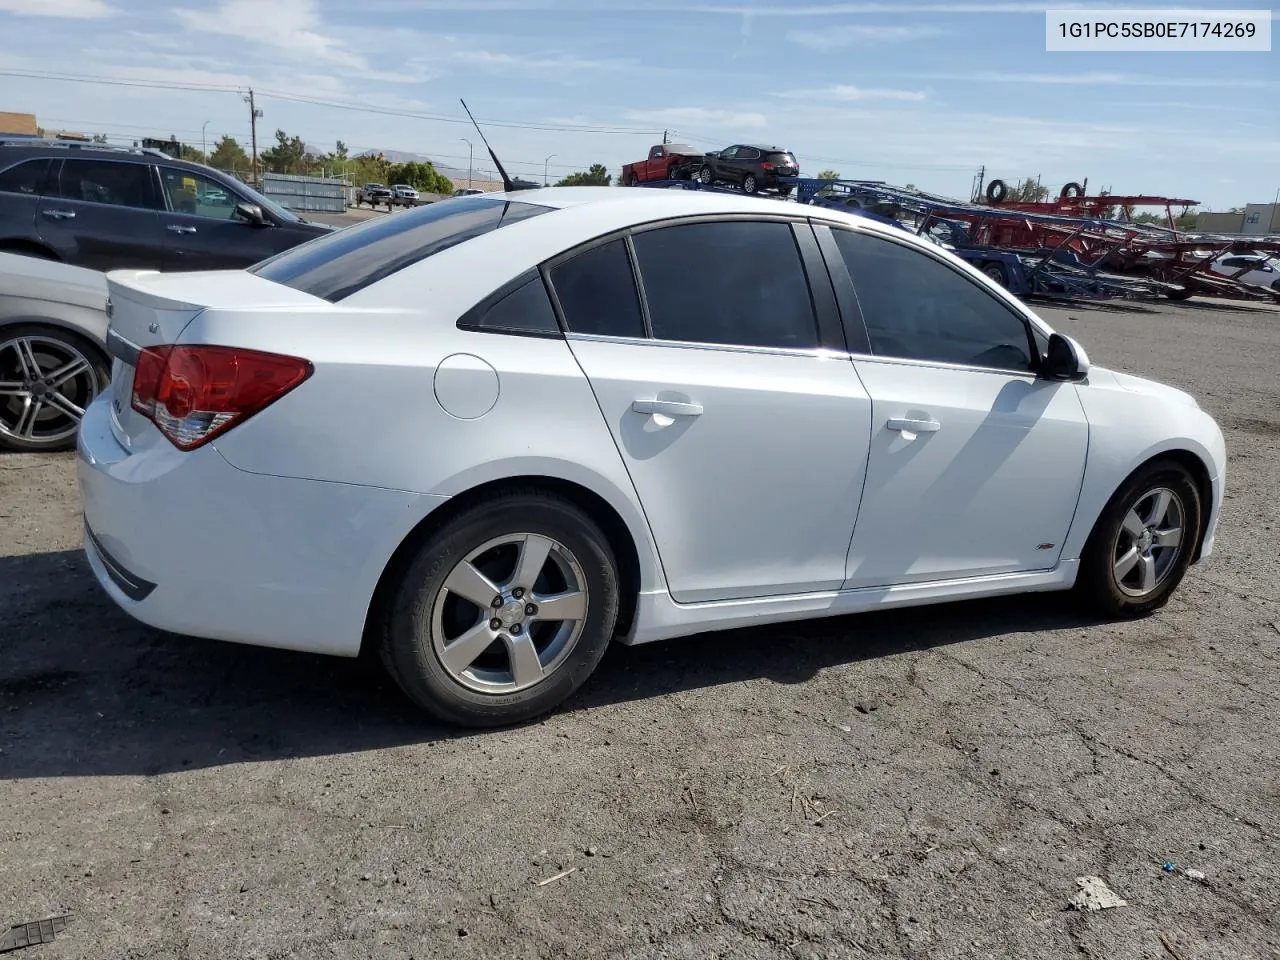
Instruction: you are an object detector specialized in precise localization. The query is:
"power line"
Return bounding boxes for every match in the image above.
[1,68,663,136]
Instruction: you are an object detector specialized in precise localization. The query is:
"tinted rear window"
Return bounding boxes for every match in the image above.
[251,197,551,302]
[767,152,795,165]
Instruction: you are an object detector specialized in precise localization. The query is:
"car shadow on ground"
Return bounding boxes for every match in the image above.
[1,549,1097,779]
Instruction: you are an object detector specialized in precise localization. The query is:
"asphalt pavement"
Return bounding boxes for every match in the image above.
[1,297,1278,959]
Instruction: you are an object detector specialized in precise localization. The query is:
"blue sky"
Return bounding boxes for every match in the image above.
[1,0,1276,207]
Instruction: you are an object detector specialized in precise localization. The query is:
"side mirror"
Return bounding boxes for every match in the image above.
[235,202,268,227]
[1042,332,1090,382]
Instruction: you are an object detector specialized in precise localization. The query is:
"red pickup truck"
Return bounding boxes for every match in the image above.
[620,143,705,185]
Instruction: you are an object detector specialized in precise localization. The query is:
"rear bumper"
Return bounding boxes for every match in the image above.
[77,390,448,657]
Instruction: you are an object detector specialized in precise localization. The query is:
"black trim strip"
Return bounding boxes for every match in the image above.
[85,523,156,601]
[105,328,140,364]
[792,221,847,354]
[810,222,871,355]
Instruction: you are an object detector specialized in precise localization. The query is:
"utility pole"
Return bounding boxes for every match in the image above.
[244,88,263,186]
[201,120,209,162]
[662,129,669,144]
[972,164,985,202]
[460,138,473,189]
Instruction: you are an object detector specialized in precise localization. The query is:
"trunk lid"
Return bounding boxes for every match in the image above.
[766,152,798,174]
[104,269,326,449]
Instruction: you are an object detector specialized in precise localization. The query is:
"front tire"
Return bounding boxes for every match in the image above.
[380,490,620,727]
[1075,459,1201,618]
[697,166,712,185]
[0,325,109,453]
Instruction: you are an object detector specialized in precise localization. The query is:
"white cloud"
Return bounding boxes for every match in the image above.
[0,0,112,16]
[904,71,1277,89]
[622,107,768,129]
[776,84,929,102]
[450,49,624,72]
[788,24,944,48]
[175,0,366,70]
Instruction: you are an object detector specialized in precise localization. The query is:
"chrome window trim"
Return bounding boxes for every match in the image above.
[564,330,851,362]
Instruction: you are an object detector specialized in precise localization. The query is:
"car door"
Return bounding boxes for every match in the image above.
[645,145,664,179]
[0,157,51,247]
[155,166,281,270]
[818,223,1090,589]
[734,147,763,185]
[36,158,166,270]
[547,217,872,604]
[711,146,740,183]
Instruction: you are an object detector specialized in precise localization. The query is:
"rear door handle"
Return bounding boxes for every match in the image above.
[887,417,940,433]
[166,225,197,234]
[632,398,703,418]
[42,209,75,220]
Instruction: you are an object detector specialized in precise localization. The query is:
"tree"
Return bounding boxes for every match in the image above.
[904,183,918,192]
[387,160,453,195]
[350,153,393,186]
[555,163,611,187]
[260,129,314,175]
[816,169,840,180]
[1009,177,1049,203]
[208,135,250,176]
[91,133,109,144]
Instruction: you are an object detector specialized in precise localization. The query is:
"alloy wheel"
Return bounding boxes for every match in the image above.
[431,533,589,694]
[1111,486,1185,598]
[0,334,100,447]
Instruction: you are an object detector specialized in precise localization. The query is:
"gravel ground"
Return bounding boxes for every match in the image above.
[2,297,1278,960]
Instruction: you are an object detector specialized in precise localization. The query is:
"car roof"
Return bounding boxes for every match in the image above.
[0,142,235,178]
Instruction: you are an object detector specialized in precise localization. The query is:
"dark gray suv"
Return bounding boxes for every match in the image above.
[0,139,333,272]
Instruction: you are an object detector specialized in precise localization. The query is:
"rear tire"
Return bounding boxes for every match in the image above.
[980,262,1008,287]
[742,173,759,195]
[380,489,620,728]
[1074,459,1201,619]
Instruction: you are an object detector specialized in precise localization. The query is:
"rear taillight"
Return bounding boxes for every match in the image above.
[761,161,774,170]
[131,345,312,450]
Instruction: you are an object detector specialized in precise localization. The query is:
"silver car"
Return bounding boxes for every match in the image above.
[0,251,109,452]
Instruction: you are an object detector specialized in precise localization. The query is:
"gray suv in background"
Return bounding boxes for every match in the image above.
[0,138,332,272]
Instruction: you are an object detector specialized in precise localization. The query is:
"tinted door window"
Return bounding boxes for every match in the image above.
[548,238,645,338]
[460,272,561,336]
[53,159,161,210]
[631,220,818,350]
[158,167,241,220]
[0,158,51,195]
[252,197,550,302]
[833,229,1035,372]
[739,148,762,160]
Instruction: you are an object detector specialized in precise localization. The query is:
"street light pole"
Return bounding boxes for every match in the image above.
[460,138,473,189]
[201,120,209,162]
[544,153,557,186]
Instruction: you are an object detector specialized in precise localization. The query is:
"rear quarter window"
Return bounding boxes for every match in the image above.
[251,197,551,302]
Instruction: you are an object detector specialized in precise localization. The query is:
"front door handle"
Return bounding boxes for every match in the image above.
[166,225,197,234]
[887,417,941,433]
[632,398,703,418]
[42,209,75,220]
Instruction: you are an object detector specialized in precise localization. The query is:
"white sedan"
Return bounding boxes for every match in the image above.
[1210,253,1279,291]
[77,188,1226,727]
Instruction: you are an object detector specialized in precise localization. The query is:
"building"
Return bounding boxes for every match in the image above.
[1242,203,1280,236]
[1196,202,1280,236]
[0,111,39,136]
